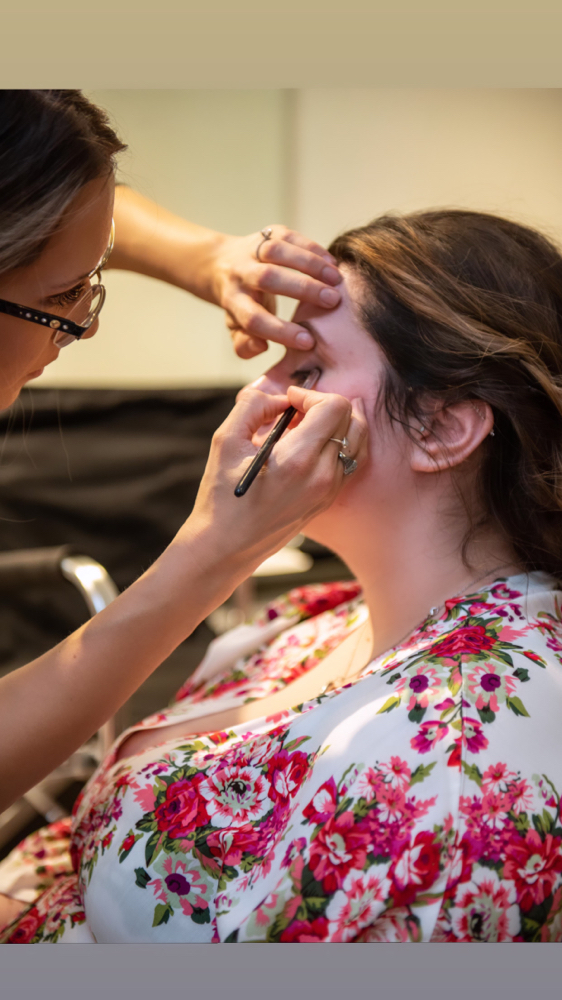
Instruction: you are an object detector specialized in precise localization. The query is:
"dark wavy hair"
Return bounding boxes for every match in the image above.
[330,209,562,578]
[0,90,126,275]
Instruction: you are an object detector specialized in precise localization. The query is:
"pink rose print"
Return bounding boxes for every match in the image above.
[354,906,422,943]
[389,830,441,906]
[309,812,371,893]
[503,830,562,911]
[325,869,391,942]
[154,777,209,839]
[6,906,42,944]
[303,778,338,824]
[450,867,520,941]
[430,625,495,659]
[410,720,449,754]
[279,916,329,942]
[266,750,310,804]
[207,824,261,866]
[198,764,270,828]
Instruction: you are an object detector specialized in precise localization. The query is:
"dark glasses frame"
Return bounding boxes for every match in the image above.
[0,220,115,347]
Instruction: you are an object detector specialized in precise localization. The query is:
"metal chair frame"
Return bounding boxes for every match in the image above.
[0,546,119,849]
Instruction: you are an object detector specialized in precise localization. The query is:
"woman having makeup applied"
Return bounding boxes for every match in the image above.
[0,89,366,928]
[4,207,562,944]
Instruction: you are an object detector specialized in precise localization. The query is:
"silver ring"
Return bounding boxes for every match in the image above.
[329,436,349,451]
[338,451,358,476]
[256,226,273,262]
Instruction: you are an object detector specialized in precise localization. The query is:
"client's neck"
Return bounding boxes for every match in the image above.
[320,503,520,662]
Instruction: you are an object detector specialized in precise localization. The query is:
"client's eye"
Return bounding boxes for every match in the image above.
[291,368,321,386]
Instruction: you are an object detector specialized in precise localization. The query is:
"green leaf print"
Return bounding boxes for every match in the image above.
[461,761,483,787]
[284,735,311,752]
[494,651,514,668]
[408,703,426,723]
[134,867,151,889]
[152,903,173,927]
[506,696,530,718]
[410,762,437,785]
[377,695,401,715]
[477,706,496,724]
[190,906,211,925]
[513,667,530,682]
[145,830,165,867]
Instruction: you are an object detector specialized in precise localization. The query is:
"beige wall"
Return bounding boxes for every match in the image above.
[292,89,562,246]
[37,90,288,389]
[37,88,562,389]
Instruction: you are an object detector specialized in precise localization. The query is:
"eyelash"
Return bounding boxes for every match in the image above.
[48,282,87,308]
[291,368,321,385]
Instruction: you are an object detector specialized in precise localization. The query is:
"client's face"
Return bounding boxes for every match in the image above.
[251,268,415,550]
[254,267,384,415]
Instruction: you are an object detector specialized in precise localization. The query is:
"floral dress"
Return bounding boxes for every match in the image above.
[2,572,562,944]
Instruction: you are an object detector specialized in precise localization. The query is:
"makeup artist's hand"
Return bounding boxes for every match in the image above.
[184,385,367,569]
[209,227,342,359]
[110,191,341,358]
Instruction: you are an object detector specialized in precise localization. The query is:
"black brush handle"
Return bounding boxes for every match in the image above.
[234,406,296,497]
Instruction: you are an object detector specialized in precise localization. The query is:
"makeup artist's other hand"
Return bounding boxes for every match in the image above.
[209,227,342,359]
[185,386,367,570]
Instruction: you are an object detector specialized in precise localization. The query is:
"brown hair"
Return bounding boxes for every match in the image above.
[0,90,126,276]
[329,209,562,578]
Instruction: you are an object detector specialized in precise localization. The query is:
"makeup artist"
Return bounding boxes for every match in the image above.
[0,90,366,812]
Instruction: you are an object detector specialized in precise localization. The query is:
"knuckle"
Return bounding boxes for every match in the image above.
[255,264,275,290]
[244,311,263,334]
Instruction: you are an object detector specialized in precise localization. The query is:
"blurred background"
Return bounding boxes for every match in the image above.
[2,88,562,849]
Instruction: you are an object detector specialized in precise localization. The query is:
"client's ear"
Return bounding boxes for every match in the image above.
[410,398,494,473]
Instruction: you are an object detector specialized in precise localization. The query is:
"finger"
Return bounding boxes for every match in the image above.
[323,396,368,463]
[230,328,269,359]
[224,388,290,442]
[251,261,342,309]
[281,387,353,454]
[227,293,317,350]
[258,238,341,287]
[268,226,340,267]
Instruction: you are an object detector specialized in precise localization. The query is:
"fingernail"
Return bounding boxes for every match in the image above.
[319,287,340,306]
[296,330,314,348]
[352,397,366,416]
[321,265,342,285]
[249,375,266,388]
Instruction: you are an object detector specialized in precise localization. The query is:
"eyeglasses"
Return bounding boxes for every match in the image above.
[0,220,115,348]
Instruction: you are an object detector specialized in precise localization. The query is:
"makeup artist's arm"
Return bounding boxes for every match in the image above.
[0,386,365,812]
[110,186,342,358]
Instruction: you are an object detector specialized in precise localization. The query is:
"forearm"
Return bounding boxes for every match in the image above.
[110,185,226,303]
[0,522,247,811]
